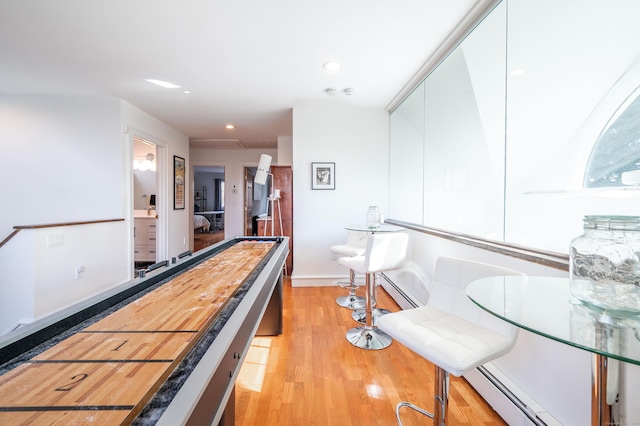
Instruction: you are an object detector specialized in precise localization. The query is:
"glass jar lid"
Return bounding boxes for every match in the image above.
[583,215,640,231]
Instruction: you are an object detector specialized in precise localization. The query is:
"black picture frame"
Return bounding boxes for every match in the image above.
[174,155,185,209]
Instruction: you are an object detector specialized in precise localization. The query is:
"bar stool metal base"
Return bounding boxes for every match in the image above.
[346,326,392,350]
[336,295,365,309]
[336,269,364,309]
[395,365,449,425]
[352,308,391,325]
[396,402,433,426]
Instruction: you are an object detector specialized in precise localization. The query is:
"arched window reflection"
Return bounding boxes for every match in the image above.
[584,85,640,188]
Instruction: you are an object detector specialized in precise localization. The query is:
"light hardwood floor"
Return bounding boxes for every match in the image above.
[235,278,507,426]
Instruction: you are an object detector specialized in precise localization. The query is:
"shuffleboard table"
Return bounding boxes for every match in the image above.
[0,236,289,425]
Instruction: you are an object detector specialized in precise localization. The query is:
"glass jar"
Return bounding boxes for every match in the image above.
[366,206,381,229]
[570,215,640,314]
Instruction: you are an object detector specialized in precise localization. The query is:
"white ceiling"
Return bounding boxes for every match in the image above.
[0,0,490,149]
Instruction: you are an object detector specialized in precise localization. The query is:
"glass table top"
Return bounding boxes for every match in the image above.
[345,224,404,232]
[466,276,640,365]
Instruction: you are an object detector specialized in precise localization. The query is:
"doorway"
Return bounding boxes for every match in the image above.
[244,165,293,274]
[132,137,158,274]
[193,166,225,251]
[244,167,270,236]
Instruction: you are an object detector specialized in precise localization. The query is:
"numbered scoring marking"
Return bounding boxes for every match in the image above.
[0,362,170,408]
[55,373,88,392]
[32,332,196,362]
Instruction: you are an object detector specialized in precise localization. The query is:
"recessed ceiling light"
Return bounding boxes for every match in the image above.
[509,69,525,77]
[183,90,191,94]
[323,61,341,72]
[225,124,235,129]
[145,79,181,89]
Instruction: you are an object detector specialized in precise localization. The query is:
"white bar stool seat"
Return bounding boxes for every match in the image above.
[339,232,408,350]
[330,231,369,309]
[377,256,521,425]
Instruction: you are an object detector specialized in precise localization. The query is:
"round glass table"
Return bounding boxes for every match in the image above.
[345,223,405,233]
[466,275,640,426]
[342,223,405,349]
[345,223,405,324]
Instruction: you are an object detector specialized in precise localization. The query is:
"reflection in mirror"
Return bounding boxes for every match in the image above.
[389,2,506,240]
[389,0,640,256]
[389,82,425,224]
[423,4,506,239]
[504,0,640,252]
[585,85,640,188]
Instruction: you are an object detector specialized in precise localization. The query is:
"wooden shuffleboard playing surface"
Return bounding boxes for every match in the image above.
[0,240,275,425]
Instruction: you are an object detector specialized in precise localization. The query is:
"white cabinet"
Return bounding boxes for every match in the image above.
[134,217,156,262]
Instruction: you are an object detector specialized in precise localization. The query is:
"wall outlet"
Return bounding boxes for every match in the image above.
[75,265,85,279]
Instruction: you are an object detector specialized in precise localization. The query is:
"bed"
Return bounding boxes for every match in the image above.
[194,214,211,232]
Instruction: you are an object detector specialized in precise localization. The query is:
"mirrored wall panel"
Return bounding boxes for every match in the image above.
[422,4,506,239]
[389,0,640,255]
[389,82,425,224]
[389,1,506,239]
[504,0,640,252]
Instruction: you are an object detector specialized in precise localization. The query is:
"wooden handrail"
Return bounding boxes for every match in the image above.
[0,218,124,249]
[0,230,21,250]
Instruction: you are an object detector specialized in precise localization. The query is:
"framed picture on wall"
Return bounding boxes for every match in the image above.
[312,162,335,190]
[174,155,185,209]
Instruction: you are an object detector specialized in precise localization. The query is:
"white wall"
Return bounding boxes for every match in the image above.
[291,102,389,285]
[0,232,35,334]
[32,221,129,318]
[0,96,123,237]
[0,96,189,335]
[277,136,293,166]
[0,96,127,334]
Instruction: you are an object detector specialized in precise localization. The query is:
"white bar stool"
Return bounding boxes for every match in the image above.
[330,231,369,309]
[338,232,408,350]
[377,256,521,425]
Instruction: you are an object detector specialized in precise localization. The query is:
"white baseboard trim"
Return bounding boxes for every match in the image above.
[290,275,342,287]
[290,272,369,288]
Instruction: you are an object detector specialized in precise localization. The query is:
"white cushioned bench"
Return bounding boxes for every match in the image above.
[377,256,523,425]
